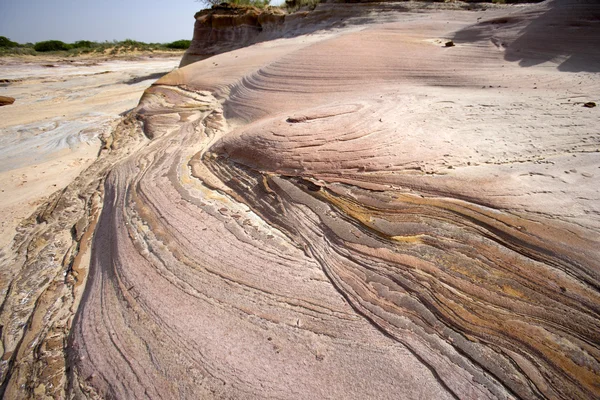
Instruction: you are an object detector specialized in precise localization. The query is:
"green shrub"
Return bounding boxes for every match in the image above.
[285,0,320,12]
[71,40,95,49]
[166,40,191,49]
[121,39,147,47]
[206,0,271,8]
[0,46,36,56]
[34,40,70,52]
[0,36,19,48]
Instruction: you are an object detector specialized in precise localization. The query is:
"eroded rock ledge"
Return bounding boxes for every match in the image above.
[182,4,287,66]
[181,0,506,67]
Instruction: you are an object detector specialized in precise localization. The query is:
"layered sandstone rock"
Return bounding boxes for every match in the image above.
[1,0,600,399]
[181,1,484,67]
[182,4,286,66]
[0,58,180,398]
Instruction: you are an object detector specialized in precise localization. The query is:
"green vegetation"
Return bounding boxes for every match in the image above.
[200,0,322,13]
[204,0,271,8]
[0,37,35,55]
[0,36,19,48]
[71,40,95,48]
[34,40,70,52]
[283,0,321,13]
[166,40,192,49]
[489,0,544,3]
[0,37,192,57]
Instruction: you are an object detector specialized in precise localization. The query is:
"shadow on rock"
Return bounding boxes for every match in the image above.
[124,72,168,85]
[453,0,600,72]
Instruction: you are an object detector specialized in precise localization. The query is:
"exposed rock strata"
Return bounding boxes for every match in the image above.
[2,0,600,398]
[181,1,502,67]
[68,1,600,398]
[0,59,179,397]
[0,116,148,398]
[182,4,286,66]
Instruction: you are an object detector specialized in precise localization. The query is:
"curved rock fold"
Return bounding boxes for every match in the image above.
[4,0,598,399]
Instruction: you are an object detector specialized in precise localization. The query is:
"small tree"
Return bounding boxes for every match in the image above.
[198,0,271,9]
[71,40,95,49]
[166,40,192,49]
[0,36,19,48]
[34,40,70,52]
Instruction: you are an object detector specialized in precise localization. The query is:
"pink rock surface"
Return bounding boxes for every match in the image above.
[70,1,600,398]
[2,1,599,399]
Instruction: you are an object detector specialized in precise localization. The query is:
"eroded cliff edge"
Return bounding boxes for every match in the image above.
[181,4,287,66]
[180,1,505,67]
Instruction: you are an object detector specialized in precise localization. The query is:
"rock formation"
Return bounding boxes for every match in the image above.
[181,1,487,66]
[1,0,599,398]
[0,96,15,106]
[182,4,286,66]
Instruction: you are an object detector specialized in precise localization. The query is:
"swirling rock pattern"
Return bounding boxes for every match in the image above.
[0,58,181,398]
[6,1,599,399]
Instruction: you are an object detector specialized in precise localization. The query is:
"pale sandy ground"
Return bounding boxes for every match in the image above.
[0,57,181,249]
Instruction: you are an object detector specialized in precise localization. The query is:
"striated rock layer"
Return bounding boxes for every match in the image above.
[181,1,501,67]
[0,58,180,398]
[2,0,600,398]
[182,4,287,67]
[68,0,600,398]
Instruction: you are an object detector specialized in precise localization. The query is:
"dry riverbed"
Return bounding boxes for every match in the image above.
[0,56,181,249]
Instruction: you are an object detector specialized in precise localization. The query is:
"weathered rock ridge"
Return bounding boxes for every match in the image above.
[181,1,500,66]
[1,0,600,398]
[182,4,286,66]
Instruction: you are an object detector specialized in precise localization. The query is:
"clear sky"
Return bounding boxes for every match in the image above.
[0,0,214,44]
